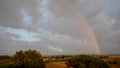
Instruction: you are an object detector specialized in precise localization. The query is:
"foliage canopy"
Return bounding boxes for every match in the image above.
[66,55,110,68]
[9,49,45,68]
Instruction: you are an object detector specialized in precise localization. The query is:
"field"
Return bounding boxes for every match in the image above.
[0,55,120,68]
[46,61,66,68]
[46,60,120,68]
[101,56,120,68]
[45,55,120,68]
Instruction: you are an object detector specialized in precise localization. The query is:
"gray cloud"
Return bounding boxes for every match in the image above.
[104,0,120,18]
[74,0,120,54]
[0,0,120,55]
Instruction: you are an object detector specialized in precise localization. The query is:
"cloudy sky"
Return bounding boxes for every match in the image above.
[0,0,120,55]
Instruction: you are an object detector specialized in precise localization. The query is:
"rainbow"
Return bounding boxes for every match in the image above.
[59,0,101,55]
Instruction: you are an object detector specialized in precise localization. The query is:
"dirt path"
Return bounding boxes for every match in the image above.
[46,61,67,68]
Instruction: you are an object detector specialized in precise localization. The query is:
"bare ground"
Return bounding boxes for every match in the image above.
[46,61,67,68]
[46,61,120,68]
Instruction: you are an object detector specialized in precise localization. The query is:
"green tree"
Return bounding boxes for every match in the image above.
[9,49,45,68]
[66,55,109,68]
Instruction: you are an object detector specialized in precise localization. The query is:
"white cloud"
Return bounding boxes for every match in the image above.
[48,45,63,53]
[0,26,41,42]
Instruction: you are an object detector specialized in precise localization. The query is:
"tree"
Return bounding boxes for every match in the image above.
[66,55,110,68]
[9,49,45,68]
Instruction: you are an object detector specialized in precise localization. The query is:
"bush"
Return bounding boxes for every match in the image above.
[0,55,10,60]
[9,49,45,68]
[66,55,110,68]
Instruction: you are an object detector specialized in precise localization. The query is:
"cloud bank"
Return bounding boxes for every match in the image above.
[0,0,120,55]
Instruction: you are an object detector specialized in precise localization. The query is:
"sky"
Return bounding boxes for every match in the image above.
[0,0,120,55]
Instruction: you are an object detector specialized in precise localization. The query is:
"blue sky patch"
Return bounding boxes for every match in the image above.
[21,9,32,24]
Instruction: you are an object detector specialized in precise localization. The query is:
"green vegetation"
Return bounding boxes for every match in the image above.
[1,50,118,68]
[0,49,45,68]
[45,56,67,63]
[0,55,10,60]
[0,62,11,68]
[66,55,110,68]
[9,49,45,68]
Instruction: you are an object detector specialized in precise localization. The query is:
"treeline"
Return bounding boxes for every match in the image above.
[0,55,10,60]
[66,55,110,68]
[0,49,110,68]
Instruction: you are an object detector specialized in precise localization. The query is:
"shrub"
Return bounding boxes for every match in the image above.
[66,55,110,68]
[9,49,45,68]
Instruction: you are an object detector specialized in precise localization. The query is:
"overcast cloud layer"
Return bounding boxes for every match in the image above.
[0,0,120,55]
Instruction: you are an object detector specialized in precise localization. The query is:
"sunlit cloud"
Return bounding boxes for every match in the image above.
[0,26,40,42]
[48,46,63,53]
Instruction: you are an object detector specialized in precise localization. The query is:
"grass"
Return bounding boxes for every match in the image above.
[0,59,11,68]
